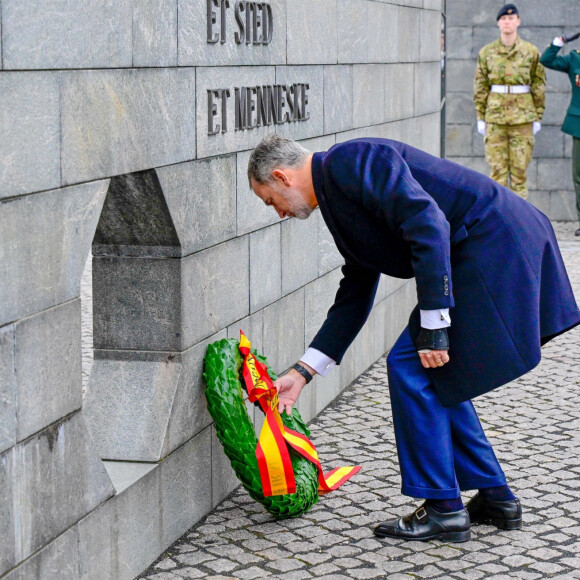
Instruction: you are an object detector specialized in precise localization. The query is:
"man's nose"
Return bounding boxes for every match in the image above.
[276,207,287,219]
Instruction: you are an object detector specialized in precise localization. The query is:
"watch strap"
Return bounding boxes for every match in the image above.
[292,363,313,384]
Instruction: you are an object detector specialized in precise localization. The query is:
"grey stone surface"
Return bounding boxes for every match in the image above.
[287,0,337,65]
[15,413,114,563]
[368,2,399,64]
[262,289,305,374]
[353,65,385,128]
[104,461,157,494]
[157,155,237,257]
[319,217,344,276]
[15,300,81,442]
[92,256,181,351]
[249,224,282,313]
[397,6,421,63]
[61,69,196,184]
[447,58,477,93]
[133,0,177,67]
[534,126,566,158]
[420,8,442,62]
[414,62,441,116]
[211,425,241,508]
[227,311,264,356]
[0,448,16,575]
[324,65,354,133]
[447,26,474,60]
[281,212,320,295]
[538,158,574,190]
[0,325,16,454]
[337,0,369,64]
[446,123,473,157]
[0,72,60,199]
[543,92,574,125]
[182,236,250,346]
[549,190,577,221]
[178,0,286,66]
[196,66,275,159]
[1,0,132,69]
[384,64,415,122]
[304,268,343,346]
[160,427,212,547]
[446,92,477,124]
[274,65,324,141]
[0,180,108,327]
[447,0,502,27]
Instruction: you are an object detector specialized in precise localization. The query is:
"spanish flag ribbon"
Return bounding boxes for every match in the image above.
[239,331,361,497]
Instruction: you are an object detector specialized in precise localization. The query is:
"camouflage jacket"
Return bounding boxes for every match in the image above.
[474,36,546,124]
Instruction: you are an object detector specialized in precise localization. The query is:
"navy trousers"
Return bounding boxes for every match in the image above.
[386,327,507,499]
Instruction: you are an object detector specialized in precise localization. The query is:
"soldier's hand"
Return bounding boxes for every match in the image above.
[553,36,565,47]
[533,121,541,135]
[477,120,486,136]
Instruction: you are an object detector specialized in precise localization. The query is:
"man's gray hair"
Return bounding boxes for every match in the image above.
[248,134,310,186]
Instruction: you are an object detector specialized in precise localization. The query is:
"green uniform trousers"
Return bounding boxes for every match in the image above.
[573,137,580,223]
[484,122,534,199]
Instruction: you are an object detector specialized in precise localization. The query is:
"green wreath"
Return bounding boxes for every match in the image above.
[203,337,319,518]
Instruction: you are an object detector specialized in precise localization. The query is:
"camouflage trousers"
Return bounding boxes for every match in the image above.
[484,122,534,199]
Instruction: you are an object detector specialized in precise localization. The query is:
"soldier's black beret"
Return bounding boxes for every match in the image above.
[497,4,519,20]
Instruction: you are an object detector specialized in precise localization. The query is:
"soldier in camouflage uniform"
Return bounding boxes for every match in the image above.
[474,4,546,199]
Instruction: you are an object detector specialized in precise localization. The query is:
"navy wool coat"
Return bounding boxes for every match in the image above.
[309,138,580,406]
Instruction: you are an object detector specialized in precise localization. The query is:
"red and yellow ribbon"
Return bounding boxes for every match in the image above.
[239,331,361,497]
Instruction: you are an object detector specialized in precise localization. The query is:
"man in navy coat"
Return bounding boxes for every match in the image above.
[248,135,580,542]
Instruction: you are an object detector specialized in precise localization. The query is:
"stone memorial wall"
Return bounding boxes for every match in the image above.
[0,1,442,577]
[445,0,580,219]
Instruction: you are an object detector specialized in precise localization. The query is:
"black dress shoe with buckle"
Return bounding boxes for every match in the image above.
[373,504,471,542]
[466,493,522,530]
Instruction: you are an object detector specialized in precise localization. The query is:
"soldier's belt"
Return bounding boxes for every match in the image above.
[490,85,530,94]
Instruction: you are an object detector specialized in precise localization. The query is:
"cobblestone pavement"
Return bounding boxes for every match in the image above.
[132,223,580,579]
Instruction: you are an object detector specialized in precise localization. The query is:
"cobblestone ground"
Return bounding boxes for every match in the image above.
[130,223,580,579]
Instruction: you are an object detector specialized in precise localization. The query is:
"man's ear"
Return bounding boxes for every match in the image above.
[272,169,290,186]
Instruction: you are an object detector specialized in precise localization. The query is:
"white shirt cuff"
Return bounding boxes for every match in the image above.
[300,348,336,377]
[420,309,451,329]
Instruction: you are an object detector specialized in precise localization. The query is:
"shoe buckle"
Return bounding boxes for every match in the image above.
[415,507,427,520]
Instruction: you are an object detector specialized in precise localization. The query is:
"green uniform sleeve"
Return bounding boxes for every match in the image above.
[530,53,546,120]
[539,43,570,72]
[474,51,490,121]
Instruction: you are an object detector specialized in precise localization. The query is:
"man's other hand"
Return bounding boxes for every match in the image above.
[418,349,450,369]
[274,374,307,415]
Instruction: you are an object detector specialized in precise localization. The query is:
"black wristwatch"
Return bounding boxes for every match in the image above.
[292,363,313,384]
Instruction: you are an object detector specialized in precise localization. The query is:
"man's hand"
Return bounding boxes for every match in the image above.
[418,349,450,369]
[274,370,308,415]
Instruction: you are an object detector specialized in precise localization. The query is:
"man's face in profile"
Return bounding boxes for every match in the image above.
[251,178,314,220]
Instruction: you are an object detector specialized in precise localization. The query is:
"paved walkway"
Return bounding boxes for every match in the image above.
[139,223,580,580]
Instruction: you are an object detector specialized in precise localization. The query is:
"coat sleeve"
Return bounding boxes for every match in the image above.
[309,262,380,363]
[474,49,490,121]
[539,43,570,72]
[325,141,454,312]
[530,50,546,120]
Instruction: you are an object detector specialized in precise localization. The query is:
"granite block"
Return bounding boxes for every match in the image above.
[15,413,114,562]
[92,256,181,351]
[472,123,485,156]
[447,27,474,60]
[249,224,282,312]
[420,8,441,62]
[236,148,281,236]
[262,289,305,374]
[228,311,264,355]
[515,1,580,27]
[304,268,343,346]
[446,0,502,27]
[446,92,477,124]
[157,155,237,256]
[0,180,107,326]
[273,65,324,141]
[133,0,178,67]
[0,72,60,199]
[196,66,275,159]
[527,159,538,191]
[281,213,320,294]
[2,0,132,69]
[61,69,196,184]
[160,428,212,546]
[423,0,442,10]
[15,301,81,442]
[295,374,317,423]
[384,64,415,122]
[104,461,157,494]
[78,498,119,580]
[115,464,162,580]
[324,65,354,133]
[211,425,240,508]
[183,236,250,345]
[527,189,551,216]
[447,156,489,176]
[550,190,576,221]
[353,65,386,128]
[0,325,16,454]
[5,526,80,580]
[447,59,477,93]
[407,113,440,155]
[565,134,573,159]
[538,158,573,190]
[472,27,503,57]
[0,448,16,575]
[178,0,286,66]
[287,0,337,65]
[534,126,565,158]
[318,217,344,276]
[543,92,573,125]
[414,62,442,116]
[397,6,421,63]
[337,0,368,64]
[445,123,473,157]
[368,2,399,64]
[299,134,336,153]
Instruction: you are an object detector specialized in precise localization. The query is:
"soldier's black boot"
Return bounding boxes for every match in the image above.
[466,493,522,530]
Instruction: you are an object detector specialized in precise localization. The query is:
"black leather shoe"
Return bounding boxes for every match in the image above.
[373,503,471,542]
[466,493,522,530]
[575,227,580,236]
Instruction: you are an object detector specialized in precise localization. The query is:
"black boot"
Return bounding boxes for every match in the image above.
[374,503,471,542]
[466,492,522,530]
